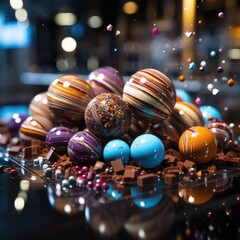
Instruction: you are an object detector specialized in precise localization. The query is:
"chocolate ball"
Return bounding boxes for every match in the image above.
[85,93,132,139]
[7,113,28,133]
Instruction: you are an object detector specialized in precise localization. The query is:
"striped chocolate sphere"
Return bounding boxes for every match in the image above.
[87,66,124,95]
[47,74,95,127]
[67,130,102,166]
[29,92,54,122]
[168,102,204,135]
[19,115,54,141]
[205,119,233,150]
[179,126,217,164]
[123,68,176,123]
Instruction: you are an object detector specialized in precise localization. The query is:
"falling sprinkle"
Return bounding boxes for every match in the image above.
[106,24,113,31]
[222,60,226,64]
[178,75,185,82]
[114,48,118,52]
[189,62,196,70]
[115,30,121,36]
[227,78,234,87]
[210,51,216,57]
[200,61,206,67]
[224,106,228,111]
[199,66,204,71]
[212,88,219,95]
[217,67,224,74]
[185,31,193,38]
[195,97,201,105]
[198,20,202,24]
[236,194,240,201]
[172,47,176,51]
[207,83,214,91]
[225,207,232,216]
[218,12,224,18]
[151,27,159,36]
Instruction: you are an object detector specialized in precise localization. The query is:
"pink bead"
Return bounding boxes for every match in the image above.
[81,166,89,173]
[87,181,94,189]
[151,27,159,36]
[94,182,102,191]
[101,182,108,190]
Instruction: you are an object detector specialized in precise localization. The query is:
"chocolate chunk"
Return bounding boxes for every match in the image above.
[183,159,196,169]
[99,172,113,181]
[125,165,141,173]
[110,159,124,175]
[8,145,23,155]
[164,173,177,185]
[46,147,59,163]
[176,161,187,173]
[22,146,33,159]
[93,161,106,173]
[123,169,137,183]
[59,157,72,170]
[137,173,157,187]
[163,166,180,177]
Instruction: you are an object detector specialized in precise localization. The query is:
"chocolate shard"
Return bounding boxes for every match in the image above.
[110,159,125,175]
[183,159,196,169]
[137,173,157,187]
[93,161,106,173]
[163,166,180,177]
[59,157,72,170]
[22,146,33,159]
[123,169,137,183]
[46,147,59,163]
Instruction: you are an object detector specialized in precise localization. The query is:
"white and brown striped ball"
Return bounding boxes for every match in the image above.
[123,68,176,123]
[87,66,125,96]
[47,74,95,127]
[19,115,54,142]
[168,102,204,135]
[29,92,54,121]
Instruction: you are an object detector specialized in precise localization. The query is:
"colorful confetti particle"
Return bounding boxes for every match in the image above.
[195,97,201,105]
[106,24,113,31]
[185,31,193,38]
[200,61,206,67]
[212,88,219,95]
[115,30,121,36]
[218,12,224,18]
[189,62,196,70]
[210,51,216,57]
[178,75,185,82]
[151,27,159,36]
[227,78,234,87]
[217,67,223,74]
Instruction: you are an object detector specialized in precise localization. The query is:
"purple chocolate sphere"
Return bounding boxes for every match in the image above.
[7,113,28,133]
[46,126,74,153]
[87,66,125,96]
[67,131,102,166]
[85,93,132,140]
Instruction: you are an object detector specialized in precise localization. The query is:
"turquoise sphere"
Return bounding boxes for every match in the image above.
[176,88,193,102]
[130,134,165,169]
[199,105,222,124]
[103,139,130,164]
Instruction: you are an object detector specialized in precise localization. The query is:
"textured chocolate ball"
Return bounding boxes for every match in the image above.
[179,126,217,164]
[29,92,53,121]
[123,68,176,123]
[19,115,54,142]
[46,126,74,153]
[87,66,124,95]
[85,93,132,139]
[67,130,102,166]
[47,74,95,127]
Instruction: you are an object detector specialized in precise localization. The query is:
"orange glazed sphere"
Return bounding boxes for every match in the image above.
[178,126,217,164]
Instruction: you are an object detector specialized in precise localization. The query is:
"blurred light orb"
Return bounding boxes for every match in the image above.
[123,1,138,14]
[88,16,103,28]
[61,37,77,52]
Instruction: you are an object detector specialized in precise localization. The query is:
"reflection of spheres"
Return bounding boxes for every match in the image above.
[85,197,131,237]
[178,181,215,205]
[125,196,175,240]
[131,186,163,209]
[179,126,217,164]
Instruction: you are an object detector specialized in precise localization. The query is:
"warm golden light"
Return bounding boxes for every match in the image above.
[10,0,23,10]
[123,1,138,15]
[61,37,77,52]
[54,13,77,26]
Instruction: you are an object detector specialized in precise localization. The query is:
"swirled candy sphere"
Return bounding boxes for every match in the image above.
[67,131,102,166]
[19,115,54,142]
[178,126,217,164]
[87,66,125,95]
[85,93,131,139]
[7,113,28,133]
[47,74,95,127]
[168,102,204,134]
[130,134,165,169]
[123,68,176,123]
[103,139,130,164]
[29,92,53,121]
[199,105,222,124]
[205,119,233,150]
[46,126,74,153]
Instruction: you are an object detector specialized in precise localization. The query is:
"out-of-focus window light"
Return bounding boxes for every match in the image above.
[123,1,138,15]
[87,15,102,28]
[61,37,77,52]
[15,8,28,22]
[10,0,23,10]
[14,197,25,211]
[54,12,77,26]
[228,49,240,60]
[87,55,99,71]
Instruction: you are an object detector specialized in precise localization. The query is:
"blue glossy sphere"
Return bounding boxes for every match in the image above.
[130,134,165,169]
[176,88,192,102]
[103,139,130,164]
[199,105,222,124]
